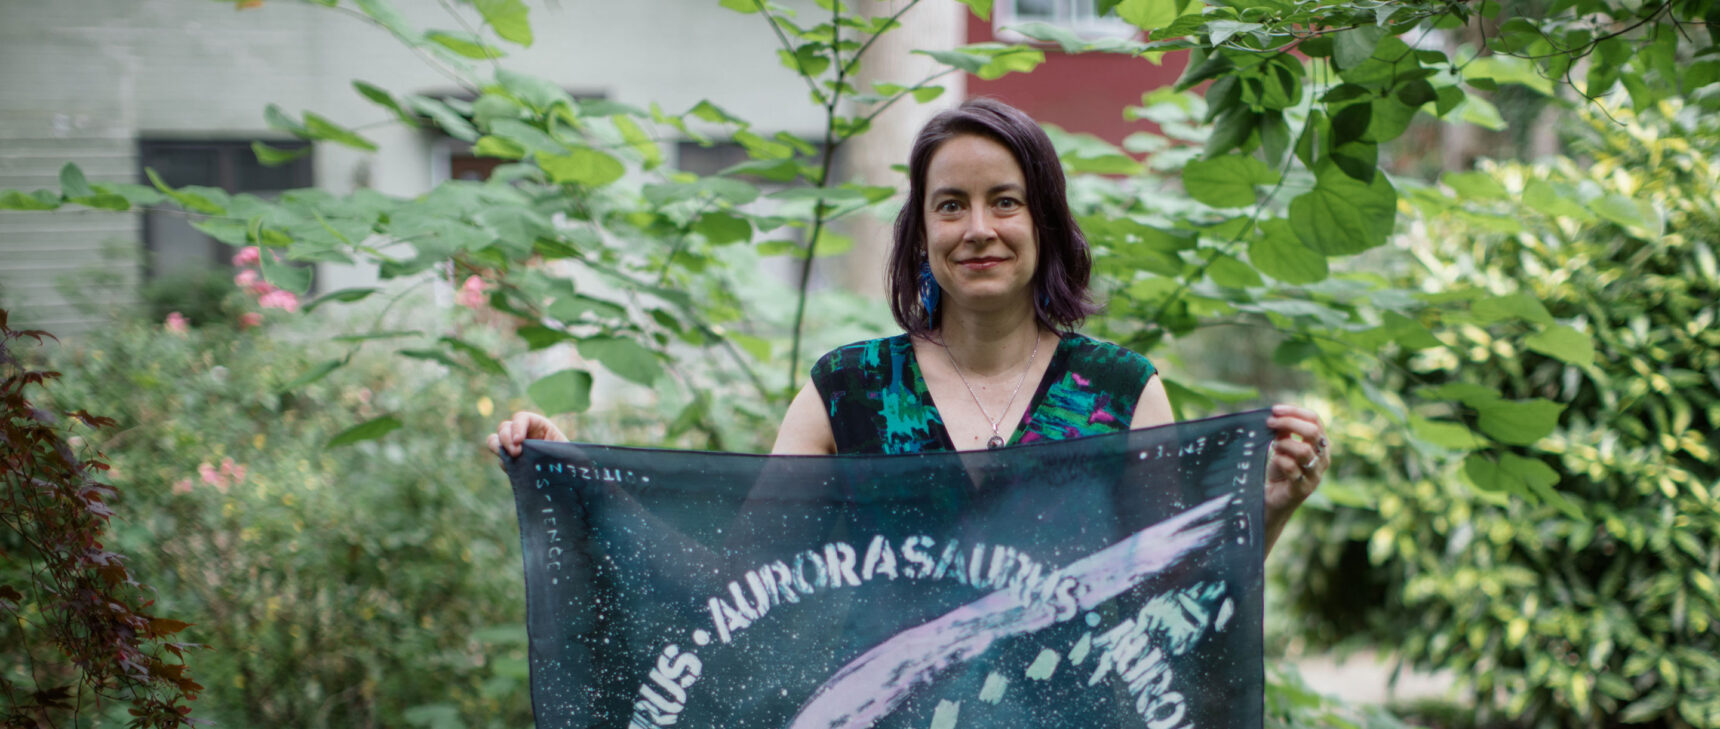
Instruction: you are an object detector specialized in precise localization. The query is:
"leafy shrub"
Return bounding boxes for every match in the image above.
[1279,104,1720,728]
[38,309,533,729]
[137,268,246,329]
[1,309,199,728]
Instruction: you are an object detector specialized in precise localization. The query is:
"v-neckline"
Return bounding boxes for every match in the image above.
[902,333,1073,452]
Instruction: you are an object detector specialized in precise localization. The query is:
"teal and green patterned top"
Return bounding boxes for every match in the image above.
[809,333,1157,455]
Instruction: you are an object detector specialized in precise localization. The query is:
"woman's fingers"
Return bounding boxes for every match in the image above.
[490,412,569,459]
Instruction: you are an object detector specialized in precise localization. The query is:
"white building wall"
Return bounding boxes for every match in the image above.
[0,0,848,332]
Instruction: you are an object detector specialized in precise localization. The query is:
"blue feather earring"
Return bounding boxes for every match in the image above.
[918,261,940,327]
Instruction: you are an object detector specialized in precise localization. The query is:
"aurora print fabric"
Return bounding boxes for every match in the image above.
[505,410,1272,729]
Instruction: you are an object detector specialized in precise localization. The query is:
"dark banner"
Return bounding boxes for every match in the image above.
[505,410,1272,729]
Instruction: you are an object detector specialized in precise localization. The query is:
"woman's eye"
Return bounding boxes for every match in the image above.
[935,200,961,214]
[996,197,1021,210]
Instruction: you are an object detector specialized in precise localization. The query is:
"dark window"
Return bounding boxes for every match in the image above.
[137,139,313,280]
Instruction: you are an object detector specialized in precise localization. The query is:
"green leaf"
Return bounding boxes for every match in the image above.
[59,163,94,199]
[687,99,746,125]
[426,30,503,59]
[1442,171,1506,200]
[1207,253,1262,288]
[1328,141,1378,183]
[730,333,771,361]
[612,115,662,169]
[1411,416,1482,449]
[331,329,423,343]
[1116,0,1177,31]
[1365,97,1417,143]
[475,0,532,46]
[954,0,992,21]
[1591,194,1647,229]
[1524,325,1595,368]
[1,189,62,211]
[496,69,572,112]
[693,211,752,245]
[540,148,625,187]
[528,369,594,414]
[440,336,508,376]
[145,169,224,214]
[1475,398,1563,445]
[1471,293,1553,325]
[264,103,309,136]
[472,135,525,159]
[252,141,312,167]
[1457,94,1506,130]
[579,337,662,386]
[1182,154,1280,207]
[278,357,346,394]
[1334,26,1386,70]
[1288,165,1397,255]
[975,46,1045,80]
[303,287,379,313]
[259,246,314,294]
[304,112,378,152]
[912,86,945,103]
[1204,105,1254,159]
[326,414,403,448]
[406,95,479,142]
[1464,55,1553,95]
[517,325,575,350]
[353,0,419,42]
[1248,217,1328,284]
[779,43,831,78]
[1463,452,1580,517]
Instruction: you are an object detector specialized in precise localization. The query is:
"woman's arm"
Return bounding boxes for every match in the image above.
[1129,374,1174,429]
[771,382,838,455]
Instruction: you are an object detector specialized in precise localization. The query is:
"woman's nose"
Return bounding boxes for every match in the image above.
[962,208,996,242]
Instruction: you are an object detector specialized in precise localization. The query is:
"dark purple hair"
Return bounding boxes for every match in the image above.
[888,97,1097,335]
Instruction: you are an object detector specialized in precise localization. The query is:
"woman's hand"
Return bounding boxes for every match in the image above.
[487,411,569,459]
[1263,404,1330,554]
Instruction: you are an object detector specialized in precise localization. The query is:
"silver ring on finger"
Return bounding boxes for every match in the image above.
[1303,457,1318,472]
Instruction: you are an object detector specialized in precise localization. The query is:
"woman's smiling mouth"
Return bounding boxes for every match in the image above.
[958,257,1009,270]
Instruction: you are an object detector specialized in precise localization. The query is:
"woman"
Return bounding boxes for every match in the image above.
[491,98,1329,552]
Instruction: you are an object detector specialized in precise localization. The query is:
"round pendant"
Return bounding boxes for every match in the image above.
[986,435,1004,449]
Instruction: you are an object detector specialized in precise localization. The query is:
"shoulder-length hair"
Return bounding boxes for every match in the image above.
[887,97,1096,335]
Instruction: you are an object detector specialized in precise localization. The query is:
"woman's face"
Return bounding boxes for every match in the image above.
[922,134,1038,319]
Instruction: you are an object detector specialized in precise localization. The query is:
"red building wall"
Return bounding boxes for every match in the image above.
[963,12,1189,147]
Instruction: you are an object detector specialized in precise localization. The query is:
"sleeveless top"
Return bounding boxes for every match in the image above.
[809,333,1157,455]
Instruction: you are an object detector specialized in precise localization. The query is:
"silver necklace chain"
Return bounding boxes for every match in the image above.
[942,329,1042,449]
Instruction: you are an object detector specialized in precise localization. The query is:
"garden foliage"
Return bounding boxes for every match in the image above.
[34,312,534,728]
[1,310,199,728]
[1281,104,1720,729]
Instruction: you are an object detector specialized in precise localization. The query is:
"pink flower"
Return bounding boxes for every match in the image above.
[235,269,276,296]
[164,312,189,334]
[219,458,246,484]
[457,275,489,309]
[238,311,263,329]
[232,246,261,266]
[173,478,193,495]
[258,289,300,313]
[198,462,220,486]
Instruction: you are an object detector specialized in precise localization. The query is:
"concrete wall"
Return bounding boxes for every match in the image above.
[0,0,845,332]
